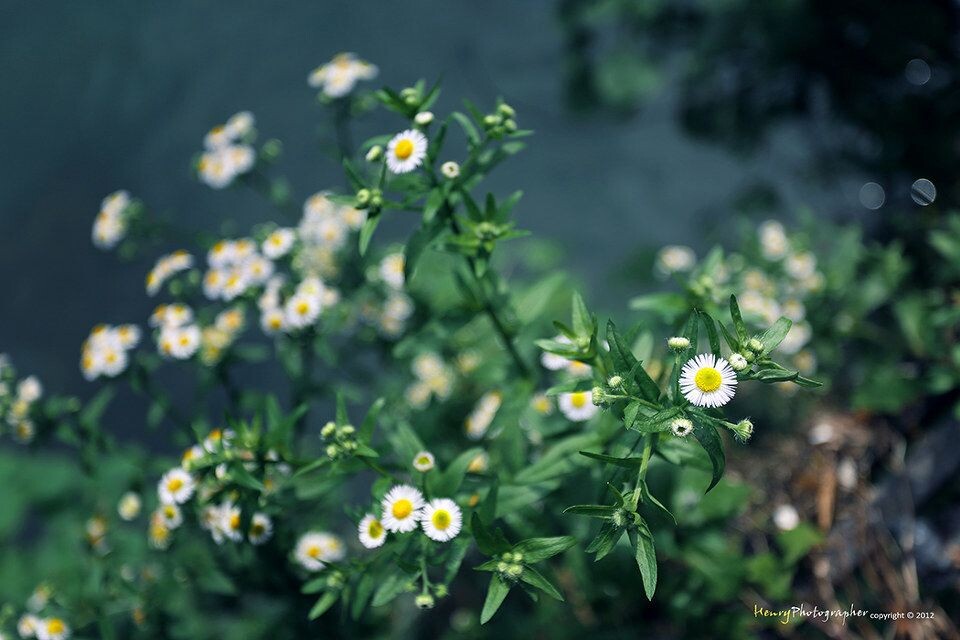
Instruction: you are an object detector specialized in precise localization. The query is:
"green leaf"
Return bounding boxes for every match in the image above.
[777,522,823,565]
[634,528,658,600]
[563,504,616,518]
[480,575,510,624]
[472,512,510,556]
[691,419,725,492]
[607,320,659,402]
[520,567,564,601]
[422,188,445,223]
[586,521,625,560]
[371,572,413,607]
[571,292,593,339]
[431,447,482,495]
[335,391,350,426]
[451,112,481,146]
[359,397,385,443]
[698,310,721,356]
[756,317,793,356]
[308,591,339,620]
[404,216,445,281]
[641,481,675,525]
[358,213,381,255]
[729,295,748,342]
[578,450,644,468]
[512,536,577,562]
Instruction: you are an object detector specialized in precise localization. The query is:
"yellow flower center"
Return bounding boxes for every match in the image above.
[367,519,383,538]
[251,523,265,536]
[392,498,413,519]
[296,301,310,315]
[229,513,241,530]
[570,392,588,408]
[417,456,430,466]
[394,139,414,160]
[431,509,451,530]
[694,367,722,393]
[47,619,65,633]
[307,544,321,559]
[163,505,176,518]
[167,477,184,492]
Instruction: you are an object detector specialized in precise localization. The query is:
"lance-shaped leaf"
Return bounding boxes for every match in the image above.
[404,215,445,281]
[308,591,340,620]
[755,317,793,356]
[563,504,617,518]
[520,567,564,601]
[698,310,722,356]
[578,450,645,468]
[586,521,626,561]
[512,536,577,562]
[634,527,658,600]
[480,575,511,624]
[358,213,381,256]
[607,320,660,402]
[690,417,726,492]
[570,292,594,339]
[471,512,511,556]
[729,294,749,342]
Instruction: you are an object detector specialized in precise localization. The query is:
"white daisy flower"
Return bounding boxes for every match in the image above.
[295,531,345,571]
[117,492,142,521]
[315,216,348,250]
[219,502,244,543]
[414,111,434,126]
[380,484,424,533]
[379,253,405,289]
[248,512,273,545]
[17,614,40,638]
[679,353,738,408]
[148,513,171,550]
[670,418,694,438]
[358,514,387,549]
[440,161,460,179]
[157,324,202,360]
[225,111,255,139]
[412,451,435,472]
[150,303,194,329]
[260,307,286,335]
[284,292,321,329]
[758,220,789,260]
[385,129,428,174]
[559,391,599,422]
[101,190,130,216]
[262,228,296,259]
[157,503,183,529]
[339,206,366,230]
[307,52,378,98]
[16,376,43,403]
[204,124,231,150]
[36,618,69,640]
[465,392,502,440]
[785,251,817,280]
[655,245,696,275]
[158,468,195,505]
[420,498,463,542]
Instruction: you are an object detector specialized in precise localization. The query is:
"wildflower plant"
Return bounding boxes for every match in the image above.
[0,54,822,637]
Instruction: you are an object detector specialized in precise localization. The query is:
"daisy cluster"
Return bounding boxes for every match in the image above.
[307,52,378,99]
[538,336,603,423]
[91,190,132,250]
[0,356,43,444]
[355,484,463,552]
[147,429,289,550]
[197,111,256,189]
[652,220,822,375]
[80,324,141,380]
[16,613,70,640]
[151,303,202,361]
[146,250,194,296]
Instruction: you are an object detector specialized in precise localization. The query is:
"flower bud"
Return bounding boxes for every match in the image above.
[667,336,690,350]
[355,189,371,207]
[591,386,605,405]
[607,375,623,389]
[670,418,693,438]
[326,444,340,459]
[441,161,460,179]
[747,338,764,353]
[729,353,749,371]
[731,419,754,442]
[433,584,448,598]
[321,422,337,438]
[483,114,501,128]
[512,552,523,563]
[365,145,383,162]
[497,561,509,573]
[415,593,435,609]
[498,103,516,118]
[414,111,434,126]
[501,552,513,561]
[340,425,355,436]
[507,564,524,578]
[502,119,517,132]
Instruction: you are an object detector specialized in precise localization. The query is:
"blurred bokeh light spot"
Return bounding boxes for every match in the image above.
[858,182,885,209]
[904,58,931,86]
[911,178,936,206]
